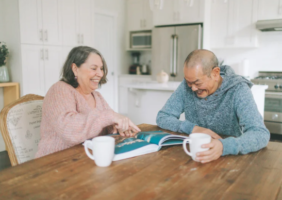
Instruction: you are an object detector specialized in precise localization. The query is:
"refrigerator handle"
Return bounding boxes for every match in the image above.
[170,35,175,77]
[171,34,178,77]
[197,25,202,49]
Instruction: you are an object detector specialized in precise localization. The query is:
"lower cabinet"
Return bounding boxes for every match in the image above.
[21,44,63,96]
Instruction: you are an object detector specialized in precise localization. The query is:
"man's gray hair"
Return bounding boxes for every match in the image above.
[184,49,219,76]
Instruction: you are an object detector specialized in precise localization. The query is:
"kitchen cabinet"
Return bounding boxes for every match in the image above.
[118,75,152,116]
[61,0,93,46]
[258,0,282,20]
[153,0,204,26]
[21,45,63,96]
[19,0,61,45]
[210,0,259,49]
[127,0,153,31]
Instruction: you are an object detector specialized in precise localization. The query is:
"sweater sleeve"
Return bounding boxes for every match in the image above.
[156,80,197,134]
[42,82,115,146]
[219,84,270,156]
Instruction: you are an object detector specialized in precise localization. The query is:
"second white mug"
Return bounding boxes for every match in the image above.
[182,133,212,162]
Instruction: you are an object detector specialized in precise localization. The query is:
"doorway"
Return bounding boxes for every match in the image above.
[94,12,117,111]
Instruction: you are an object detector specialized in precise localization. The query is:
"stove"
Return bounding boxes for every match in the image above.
[251,71,282,135]
[251,71,282,91]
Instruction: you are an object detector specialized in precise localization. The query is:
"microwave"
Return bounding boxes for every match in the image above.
[130,31,152,49]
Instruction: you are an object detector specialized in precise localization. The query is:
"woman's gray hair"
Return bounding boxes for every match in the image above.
[60,46,108,88]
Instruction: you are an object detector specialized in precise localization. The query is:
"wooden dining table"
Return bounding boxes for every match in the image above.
[1,124,282,200]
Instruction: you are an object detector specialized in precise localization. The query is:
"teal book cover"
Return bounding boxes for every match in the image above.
[115,131,168,154]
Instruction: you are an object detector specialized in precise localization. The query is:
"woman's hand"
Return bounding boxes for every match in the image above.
[113,113,141,137]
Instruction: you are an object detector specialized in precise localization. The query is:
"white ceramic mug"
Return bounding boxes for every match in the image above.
[182,133,212,162]
[84,136,115,167]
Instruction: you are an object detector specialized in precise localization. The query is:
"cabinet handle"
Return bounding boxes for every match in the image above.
[172,34,178,77]
[144,20,146,28]
[279,6,282,15]
[81,34,84,44]
[41,49,44,60]
[189,0,194,7]
[140,20,142,28]
[45,49,48,60]
[77,34,80,44]
[44,30,48,41]
[40,30,43,41]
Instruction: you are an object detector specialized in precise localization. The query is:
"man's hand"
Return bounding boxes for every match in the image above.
[196,139,223,163]
[192,126,222,139]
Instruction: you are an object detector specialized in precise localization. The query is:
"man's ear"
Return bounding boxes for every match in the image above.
[211,66,220,80]
[72,63,78,76]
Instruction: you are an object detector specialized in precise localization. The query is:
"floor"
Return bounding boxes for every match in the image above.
[0,151,11,171]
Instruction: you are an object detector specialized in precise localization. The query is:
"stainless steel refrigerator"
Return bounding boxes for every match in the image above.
[152,24,203,82]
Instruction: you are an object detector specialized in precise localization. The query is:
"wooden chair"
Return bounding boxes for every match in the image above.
[0,94,44,166]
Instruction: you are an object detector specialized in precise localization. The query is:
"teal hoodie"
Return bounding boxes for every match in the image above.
[156,65,270,156]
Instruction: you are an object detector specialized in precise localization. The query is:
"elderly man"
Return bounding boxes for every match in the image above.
[156,49,270,163]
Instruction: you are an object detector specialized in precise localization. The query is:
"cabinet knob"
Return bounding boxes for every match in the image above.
[45,49,48,60]
[40,30,43,41]
[40,49,44,60]
[44,30,48,42]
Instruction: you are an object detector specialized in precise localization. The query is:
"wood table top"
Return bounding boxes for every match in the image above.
[1,124,282,200]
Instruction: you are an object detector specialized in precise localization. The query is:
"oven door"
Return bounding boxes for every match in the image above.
[264,92,282,134]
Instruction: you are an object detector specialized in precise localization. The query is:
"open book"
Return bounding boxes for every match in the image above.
[84,130,189,161]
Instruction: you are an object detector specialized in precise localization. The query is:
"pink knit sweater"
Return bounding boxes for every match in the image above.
[35,81,115,158]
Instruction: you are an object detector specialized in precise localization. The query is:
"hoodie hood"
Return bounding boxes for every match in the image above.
[218,65,253,94]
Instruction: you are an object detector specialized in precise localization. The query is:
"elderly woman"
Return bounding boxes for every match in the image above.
[36,46,140,158]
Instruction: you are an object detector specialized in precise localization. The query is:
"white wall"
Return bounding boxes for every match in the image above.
[213,31,282,79]
[0,0,6,151]
[0,0,5,108]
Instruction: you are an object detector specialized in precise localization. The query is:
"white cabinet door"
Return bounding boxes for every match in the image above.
[41,0,61,45]
[143,0,153,30]
[210,0,233,48]
[258,0,282,20]
[19,0,43,45]
[127,0,144,31]
[233,0,259,48]
[61,0,77,46]
[78,0,93,46]
[19,0,61,45]
[178,0,204,23]
[61,0,92,46]
[153,0,176,26]
[21,45,45,96]
[153,0,204,26]
[210,0,259,49]
[43,46,62,93]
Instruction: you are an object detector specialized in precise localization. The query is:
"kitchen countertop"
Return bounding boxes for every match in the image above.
[120,81,181,91]
[121,81,269,91]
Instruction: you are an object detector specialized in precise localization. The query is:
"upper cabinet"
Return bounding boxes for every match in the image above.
[19,0,61,45]
[258,0,282,20]
[210,0,259,49]
[153,0,205,26]
[127,0,153,31]
[61,0,93,46]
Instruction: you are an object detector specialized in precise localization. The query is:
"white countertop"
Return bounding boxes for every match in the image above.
[121,81,269,91]
[120,81,181,91]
